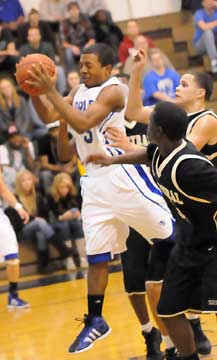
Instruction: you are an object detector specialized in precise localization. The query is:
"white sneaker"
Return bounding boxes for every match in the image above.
[211,59,217,73]
[80,257,88,269]
[64,257,77,270]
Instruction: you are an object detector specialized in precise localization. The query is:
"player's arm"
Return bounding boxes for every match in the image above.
[86,147,150,166]
[125,49,153,123]
[27,64,124,133]
[57,120,77,162]
[187,115,217,151]
[0,169,29,223]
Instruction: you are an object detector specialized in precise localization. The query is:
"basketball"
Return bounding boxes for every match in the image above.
[16,53,56,96]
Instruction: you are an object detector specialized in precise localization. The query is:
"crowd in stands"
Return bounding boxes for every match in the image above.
[0,0,217,274]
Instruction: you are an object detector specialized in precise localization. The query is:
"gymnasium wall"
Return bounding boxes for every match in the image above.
[19,0,182,22]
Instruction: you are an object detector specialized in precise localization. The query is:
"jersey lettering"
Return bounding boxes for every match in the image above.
[158,183,184,205]
[75,99,94,111]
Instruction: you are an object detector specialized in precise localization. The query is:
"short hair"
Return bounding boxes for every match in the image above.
[67,1,80,11]
[82,43,115,66]
[151,101,188,141]
[28,8,39,16]
[192,72,213,101]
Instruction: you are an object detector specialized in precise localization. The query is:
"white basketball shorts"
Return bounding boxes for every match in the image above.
[81,164,174,257]
[0,209,18,257]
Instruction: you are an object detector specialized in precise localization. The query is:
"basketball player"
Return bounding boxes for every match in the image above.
[105,53,215,358]
[27,43,174,355]
[87,101,217,360]
[0,167,29,309]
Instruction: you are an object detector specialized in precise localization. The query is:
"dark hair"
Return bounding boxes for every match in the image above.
[152,101,188,141]
[28,8,39,15]
[67,1,80,11]
[82,43,115,66]
[116,73,130,80]
[192,72,213,101]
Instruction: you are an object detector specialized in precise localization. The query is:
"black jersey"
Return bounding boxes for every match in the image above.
[125,120,148,147]
[150,140,217,265]
[186,109,217,167]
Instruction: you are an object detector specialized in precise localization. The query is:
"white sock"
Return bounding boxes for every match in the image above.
[187,313,199,320]
[141,321,153,334]
[162,335,175,349]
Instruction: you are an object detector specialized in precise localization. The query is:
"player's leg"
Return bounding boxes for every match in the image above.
[121,228,163,360]
[146,241,178,360]
[0,210,29,309]
[68,179,129,353]
[157,255,200,359]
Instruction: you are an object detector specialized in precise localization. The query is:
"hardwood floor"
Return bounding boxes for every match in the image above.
[0,272,216,360]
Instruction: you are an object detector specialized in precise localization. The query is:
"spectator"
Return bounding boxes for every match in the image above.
[19,27,66,94]
[60,1,95,72]
[16,8,56,51]
[37,121,76,196]
[0,78,33,143]
[143,48,180,106]
[0,0,24,33]
[0,127,36,192]
[118,20,155,65]
[124,34,174,80]
[91,9,123,56]
[48,172,88,269]
[39,0,68,32]
[64,70,80,96]
[193,0,217,73]
[0,20,19,74]
[15,169,75,273]
[76,0,108,17]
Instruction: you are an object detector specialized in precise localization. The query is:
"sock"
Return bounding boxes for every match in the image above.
[9,282,18,296]
[187,313,199,320]
[141,321,153,334]
[181,353,199,360]
[88,295,104,317]
[162,335,175,349]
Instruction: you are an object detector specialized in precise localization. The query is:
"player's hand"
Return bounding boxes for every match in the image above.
[17,208,29,224]
[84,153,114,166]
[105,127,137,152]
[131,48,148,73]
[26,63,57,93]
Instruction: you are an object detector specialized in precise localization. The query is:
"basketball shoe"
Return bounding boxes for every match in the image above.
[142,327,164,360]
[68,314,111,353]
[8,294,30,309]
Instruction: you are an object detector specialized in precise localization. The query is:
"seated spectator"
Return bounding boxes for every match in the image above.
[0,127,36,192]
[64,70,80,96]
[15,169,74,273]
[118,20,155,65]
[193,0,217,73]
[0,0,24,33]
[27,98,48,140]
[91,9,123,56]
[0,78,33,143]
[124,34,174,81]
[19,27,66,94]
[16,8,56,51]
[0,20,19,74]
[37,121,76,196]
[60,1,95,72]
[48,172,88,269]
[76,0,109,17]
[143,48,180,106]
[39,0,68,32]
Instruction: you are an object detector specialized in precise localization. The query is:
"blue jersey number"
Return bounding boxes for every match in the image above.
[84,130,93,143]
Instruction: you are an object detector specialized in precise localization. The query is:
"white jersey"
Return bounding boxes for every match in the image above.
[71,76,127,174]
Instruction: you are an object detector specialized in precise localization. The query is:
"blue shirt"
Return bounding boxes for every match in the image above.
[194,8,217,44]
[0,0,24,23]
[143,68,180,106]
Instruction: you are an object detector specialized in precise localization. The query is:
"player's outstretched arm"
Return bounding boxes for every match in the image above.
[125,49,153,124]
[85,148,149,166]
